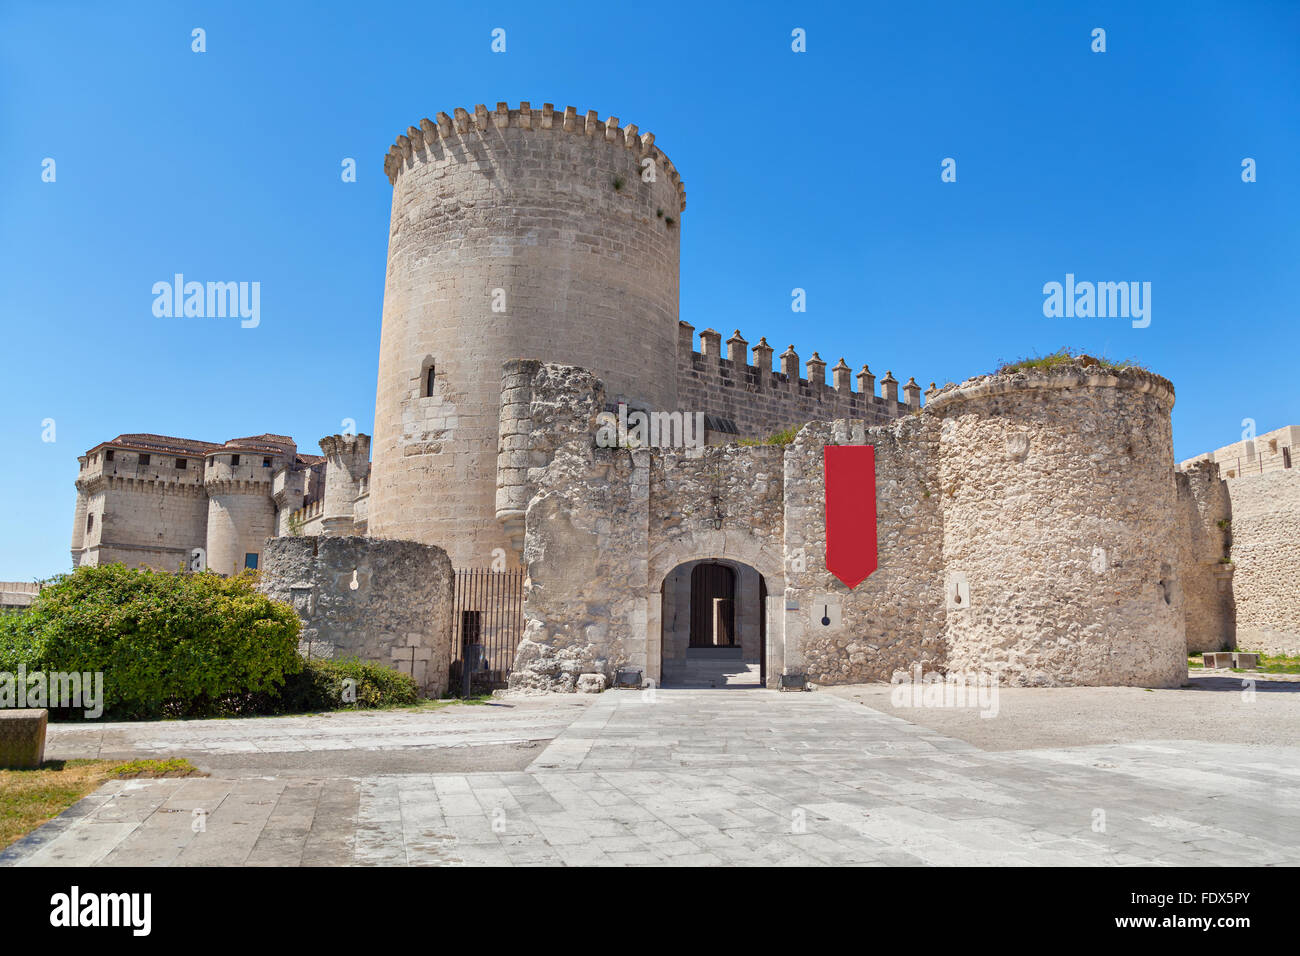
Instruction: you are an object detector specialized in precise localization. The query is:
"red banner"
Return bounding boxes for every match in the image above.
[824,445,878,589]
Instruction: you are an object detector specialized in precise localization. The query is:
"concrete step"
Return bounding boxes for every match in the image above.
[685,646,744,659]
[662,660,762,689]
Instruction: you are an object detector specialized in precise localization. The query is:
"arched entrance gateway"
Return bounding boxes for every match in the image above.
[659,559,769,688]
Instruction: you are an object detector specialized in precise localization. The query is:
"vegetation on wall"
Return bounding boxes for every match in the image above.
[995,347,1146,375]
[739,424,802,447]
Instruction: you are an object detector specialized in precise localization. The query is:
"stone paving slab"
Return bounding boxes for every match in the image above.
[3,689,1297,866]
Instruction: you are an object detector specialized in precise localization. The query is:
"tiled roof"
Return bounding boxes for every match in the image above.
[223,434,297,453]
[102,433,222,455]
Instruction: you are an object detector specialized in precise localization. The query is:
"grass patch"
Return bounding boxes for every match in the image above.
[995,347,1146,376]
[0,757,203,850]
[1251,653,1300,675]
[108,758,202,778]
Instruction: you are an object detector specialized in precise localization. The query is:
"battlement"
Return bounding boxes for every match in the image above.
[1179,424,1297,480]
[676,323,920,439]
[383,101,686,209]
[77,447,208,494]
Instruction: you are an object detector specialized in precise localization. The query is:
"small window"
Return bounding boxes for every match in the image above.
[86,514,94,532]
[176,458,187,470]
[139,454,150,467]
[425,364,436,397]
[231,454,240,466]
[1285,448,1292,470]
[244,553,259,570]
[105,450,114,461]
[263,457,272,468]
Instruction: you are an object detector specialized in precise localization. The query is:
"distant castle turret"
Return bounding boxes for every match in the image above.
[72,433,366,574]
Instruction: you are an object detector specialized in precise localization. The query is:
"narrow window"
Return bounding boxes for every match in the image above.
[231,454,240,466]
[176,458,186,470]
[139,454,150,467]
[263,457,272,468]
[1285,448,1292,469]
[105,450,114,461]
[244,553,259,570]
[425,364,436,397]
[86,514,94,532]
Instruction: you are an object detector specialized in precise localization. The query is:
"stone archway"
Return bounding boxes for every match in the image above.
[647,533,785,688]
[660,558,762,687]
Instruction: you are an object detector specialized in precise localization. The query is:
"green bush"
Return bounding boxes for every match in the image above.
[0,610,45,672]
[268,658,420,713]
[12,564,302,719]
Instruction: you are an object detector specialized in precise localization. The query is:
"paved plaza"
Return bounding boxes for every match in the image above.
[3,682,1298,866]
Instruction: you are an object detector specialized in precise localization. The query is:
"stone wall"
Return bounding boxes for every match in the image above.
[646,444,787,684]
[784,416,946,684]
[1175,461,1234,653]
[1225,468,1300,654]
[77,482,207,571]
[259,536,454,697]
[495,361,607,554]
[506,360,1194,692]
[510,442,651,691]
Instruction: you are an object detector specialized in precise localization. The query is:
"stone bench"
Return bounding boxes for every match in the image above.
[0,709,47,768]
[1202,651,1261,670]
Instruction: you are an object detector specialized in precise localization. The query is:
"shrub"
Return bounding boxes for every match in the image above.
[267,658,420,713]
[0,611,45,672]
[15,564,302,719]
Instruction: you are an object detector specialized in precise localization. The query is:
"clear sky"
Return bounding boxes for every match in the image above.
[1,0,1297,581]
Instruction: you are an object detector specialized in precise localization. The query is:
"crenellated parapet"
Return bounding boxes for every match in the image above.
[676,322,919,438]
[383,102,686,210]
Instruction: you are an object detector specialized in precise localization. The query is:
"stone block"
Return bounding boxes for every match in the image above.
[577,673,607,694]
[0,709,48,769]
[1232,652,1259,670]
[1203,652,1233,669]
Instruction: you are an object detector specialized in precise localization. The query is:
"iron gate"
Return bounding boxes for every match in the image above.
[450,568,525,696]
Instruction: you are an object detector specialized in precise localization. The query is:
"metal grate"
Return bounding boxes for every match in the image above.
[450,568,525,697]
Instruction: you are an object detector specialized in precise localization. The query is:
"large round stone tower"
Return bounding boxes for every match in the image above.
[367,102,684,568]
[928,364,1187,688]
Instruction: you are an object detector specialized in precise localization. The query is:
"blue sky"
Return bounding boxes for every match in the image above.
[2,0,1297,580]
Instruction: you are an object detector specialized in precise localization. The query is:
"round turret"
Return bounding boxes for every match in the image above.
[203,437,293,575]
[927,362,1186,687]
[368,102,684,566]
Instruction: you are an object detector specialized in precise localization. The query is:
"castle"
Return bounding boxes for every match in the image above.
[68,101,1300,692]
